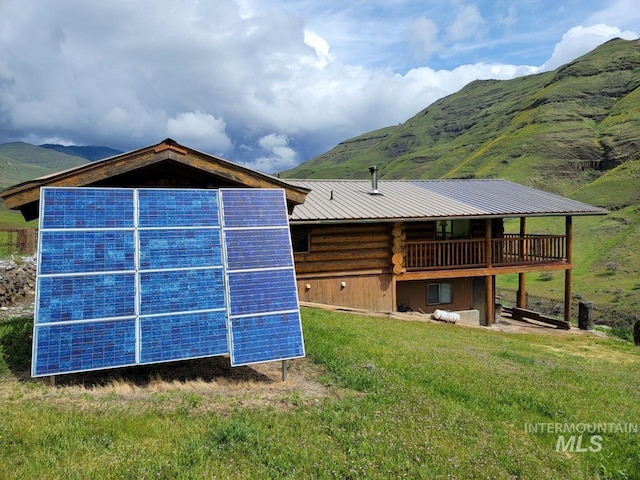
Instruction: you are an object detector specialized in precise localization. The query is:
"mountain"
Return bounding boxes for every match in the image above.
[39,144,122,161]
[283,38,640,207]
[0,142,89,190]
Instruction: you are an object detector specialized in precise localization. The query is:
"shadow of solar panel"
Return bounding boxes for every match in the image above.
[224,229,294,270]
[138,189,219,227]
[227,269,299,317]
[37,274,136,322]
[39,230,135,274]
[220,189,289,227]
[33,319,136,376]
[139,268,225,315]
[139,311,228,364]
[41,188,134,229]
[229,312,304,365]
[139,229,222,270]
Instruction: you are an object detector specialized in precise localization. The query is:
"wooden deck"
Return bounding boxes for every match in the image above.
[405,234,567,270]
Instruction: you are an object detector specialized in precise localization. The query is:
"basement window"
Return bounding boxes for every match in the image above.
[427,283,452,305]
[290,225,310,253]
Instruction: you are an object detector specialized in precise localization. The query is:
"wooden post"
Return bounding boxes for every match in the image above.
[564,216,573,324]
[485,219,492,268]
[519,217,527,260]
[282,360,288,382]
[578,301,593,330]
[517,219,527,309]
[517,273,527,309]
[484,219,494,326]
[485,275,494,326]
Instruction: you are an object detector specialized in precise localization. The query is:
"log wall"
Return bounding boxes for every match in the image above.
[293,223,394,311]
[293,224,392,274]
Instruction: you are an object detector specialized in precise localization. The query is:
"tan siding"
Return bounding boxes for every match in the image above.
[297,274,394,312]
[396,278,474,313]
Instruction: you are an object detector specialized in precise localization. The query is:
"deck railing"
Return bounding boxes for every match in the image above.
[405,235,566,270]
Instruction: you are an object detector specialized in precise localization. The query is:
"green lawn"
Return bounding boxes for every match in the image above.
[1,308,639,479]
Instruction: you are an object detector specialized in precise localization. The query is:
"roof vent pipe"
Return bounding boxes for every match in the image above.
[368,165,380,195]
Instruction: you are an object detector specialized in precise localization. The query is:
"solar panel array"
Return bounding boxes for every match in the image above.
[32,187,304,377]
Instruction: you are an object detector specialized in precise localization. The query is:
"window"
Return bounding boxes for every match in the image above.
[435,220,469,239]
[290,225,310,253]
[427,283,452,305]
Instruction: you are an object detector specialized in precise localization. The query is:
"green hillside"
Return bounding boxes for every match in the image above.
[283,38,640,314]
[284,38,640,193]
[0,142,89,172]
[0,142,89,227]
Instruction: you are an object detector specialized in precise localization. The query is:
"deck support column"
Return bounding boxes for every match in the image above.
[517,273,527,309]
[517,218,527,308]
[485,219,494,326]
[485,275,494,326]
[564,216,573,324]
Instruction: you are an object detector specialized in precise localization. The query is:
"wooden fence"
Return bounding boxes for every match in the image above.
[0,228,37,255]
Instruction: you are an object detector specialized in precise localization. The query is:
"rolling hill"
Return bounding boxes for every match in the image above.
[283,38,640,203]
[0,142,89,190]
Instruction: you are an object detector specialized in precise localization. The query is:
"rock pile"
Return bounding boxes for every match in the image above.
[0,255,37,307]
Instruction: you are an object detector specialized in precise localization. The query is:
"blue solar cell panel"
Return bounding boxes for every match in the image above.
[41,188,134,229]
[139,311,228,364]
[33,319,136,376]
[227,269,299,317]
[220,189,289,227]
[34,187,304,376]
[138,189,220,227]
[220,188,303,366]
[139,268,226,315]
[229,312,304,365]
[39,230,135,274]
[36,273,136,323]
[224,229,294,270]
[139,229,222,270]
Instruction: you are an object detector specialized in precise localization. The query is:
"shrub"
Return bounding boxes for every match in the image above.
[538,271,553,281]
[605,261,620,275]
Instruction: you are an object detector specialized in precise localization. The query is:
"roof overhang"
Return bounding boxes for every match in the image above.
[1,139,310,221]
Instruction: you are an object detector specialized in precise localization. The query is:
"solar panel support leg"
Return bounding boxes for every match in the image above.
[49,375,56,387]
[282,360,288,382]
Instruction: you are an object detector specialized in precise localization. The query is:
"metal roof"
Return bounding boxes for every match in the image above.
[288,179,608,223]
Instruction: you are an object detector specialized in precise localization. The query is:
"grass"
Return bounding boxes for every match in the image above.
[1,307,639,479]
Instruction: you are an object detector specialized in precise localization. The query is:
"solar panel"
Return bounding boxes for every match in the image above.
[33,187,304,376]
[220,189,304,366]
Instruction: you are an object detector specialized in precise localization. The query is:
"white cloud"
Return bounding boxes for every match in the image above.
[166,111,232,153]
[542,24,638,70]
[0,0,637,171]
[252,133,298,173]
[410,17,442,61]
[446,4,486,42]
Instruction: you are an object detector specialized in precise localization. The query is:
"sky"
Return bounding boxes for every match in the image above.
[0,1,638,173]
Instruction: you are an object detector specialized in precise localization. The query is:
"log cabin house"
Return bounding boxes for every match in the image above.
[1,139,608,326]
[287,172,607,325]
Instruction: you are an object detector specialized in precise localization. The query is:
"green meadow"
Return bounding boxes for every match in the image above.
[1,308,639,479]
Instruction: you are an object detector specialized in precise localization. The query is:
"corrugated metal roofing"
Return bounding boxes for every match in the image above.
[288,179,608,223]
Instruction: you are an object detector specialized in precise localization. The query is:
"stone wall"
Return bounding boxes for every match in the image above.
[0,256,36,307]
